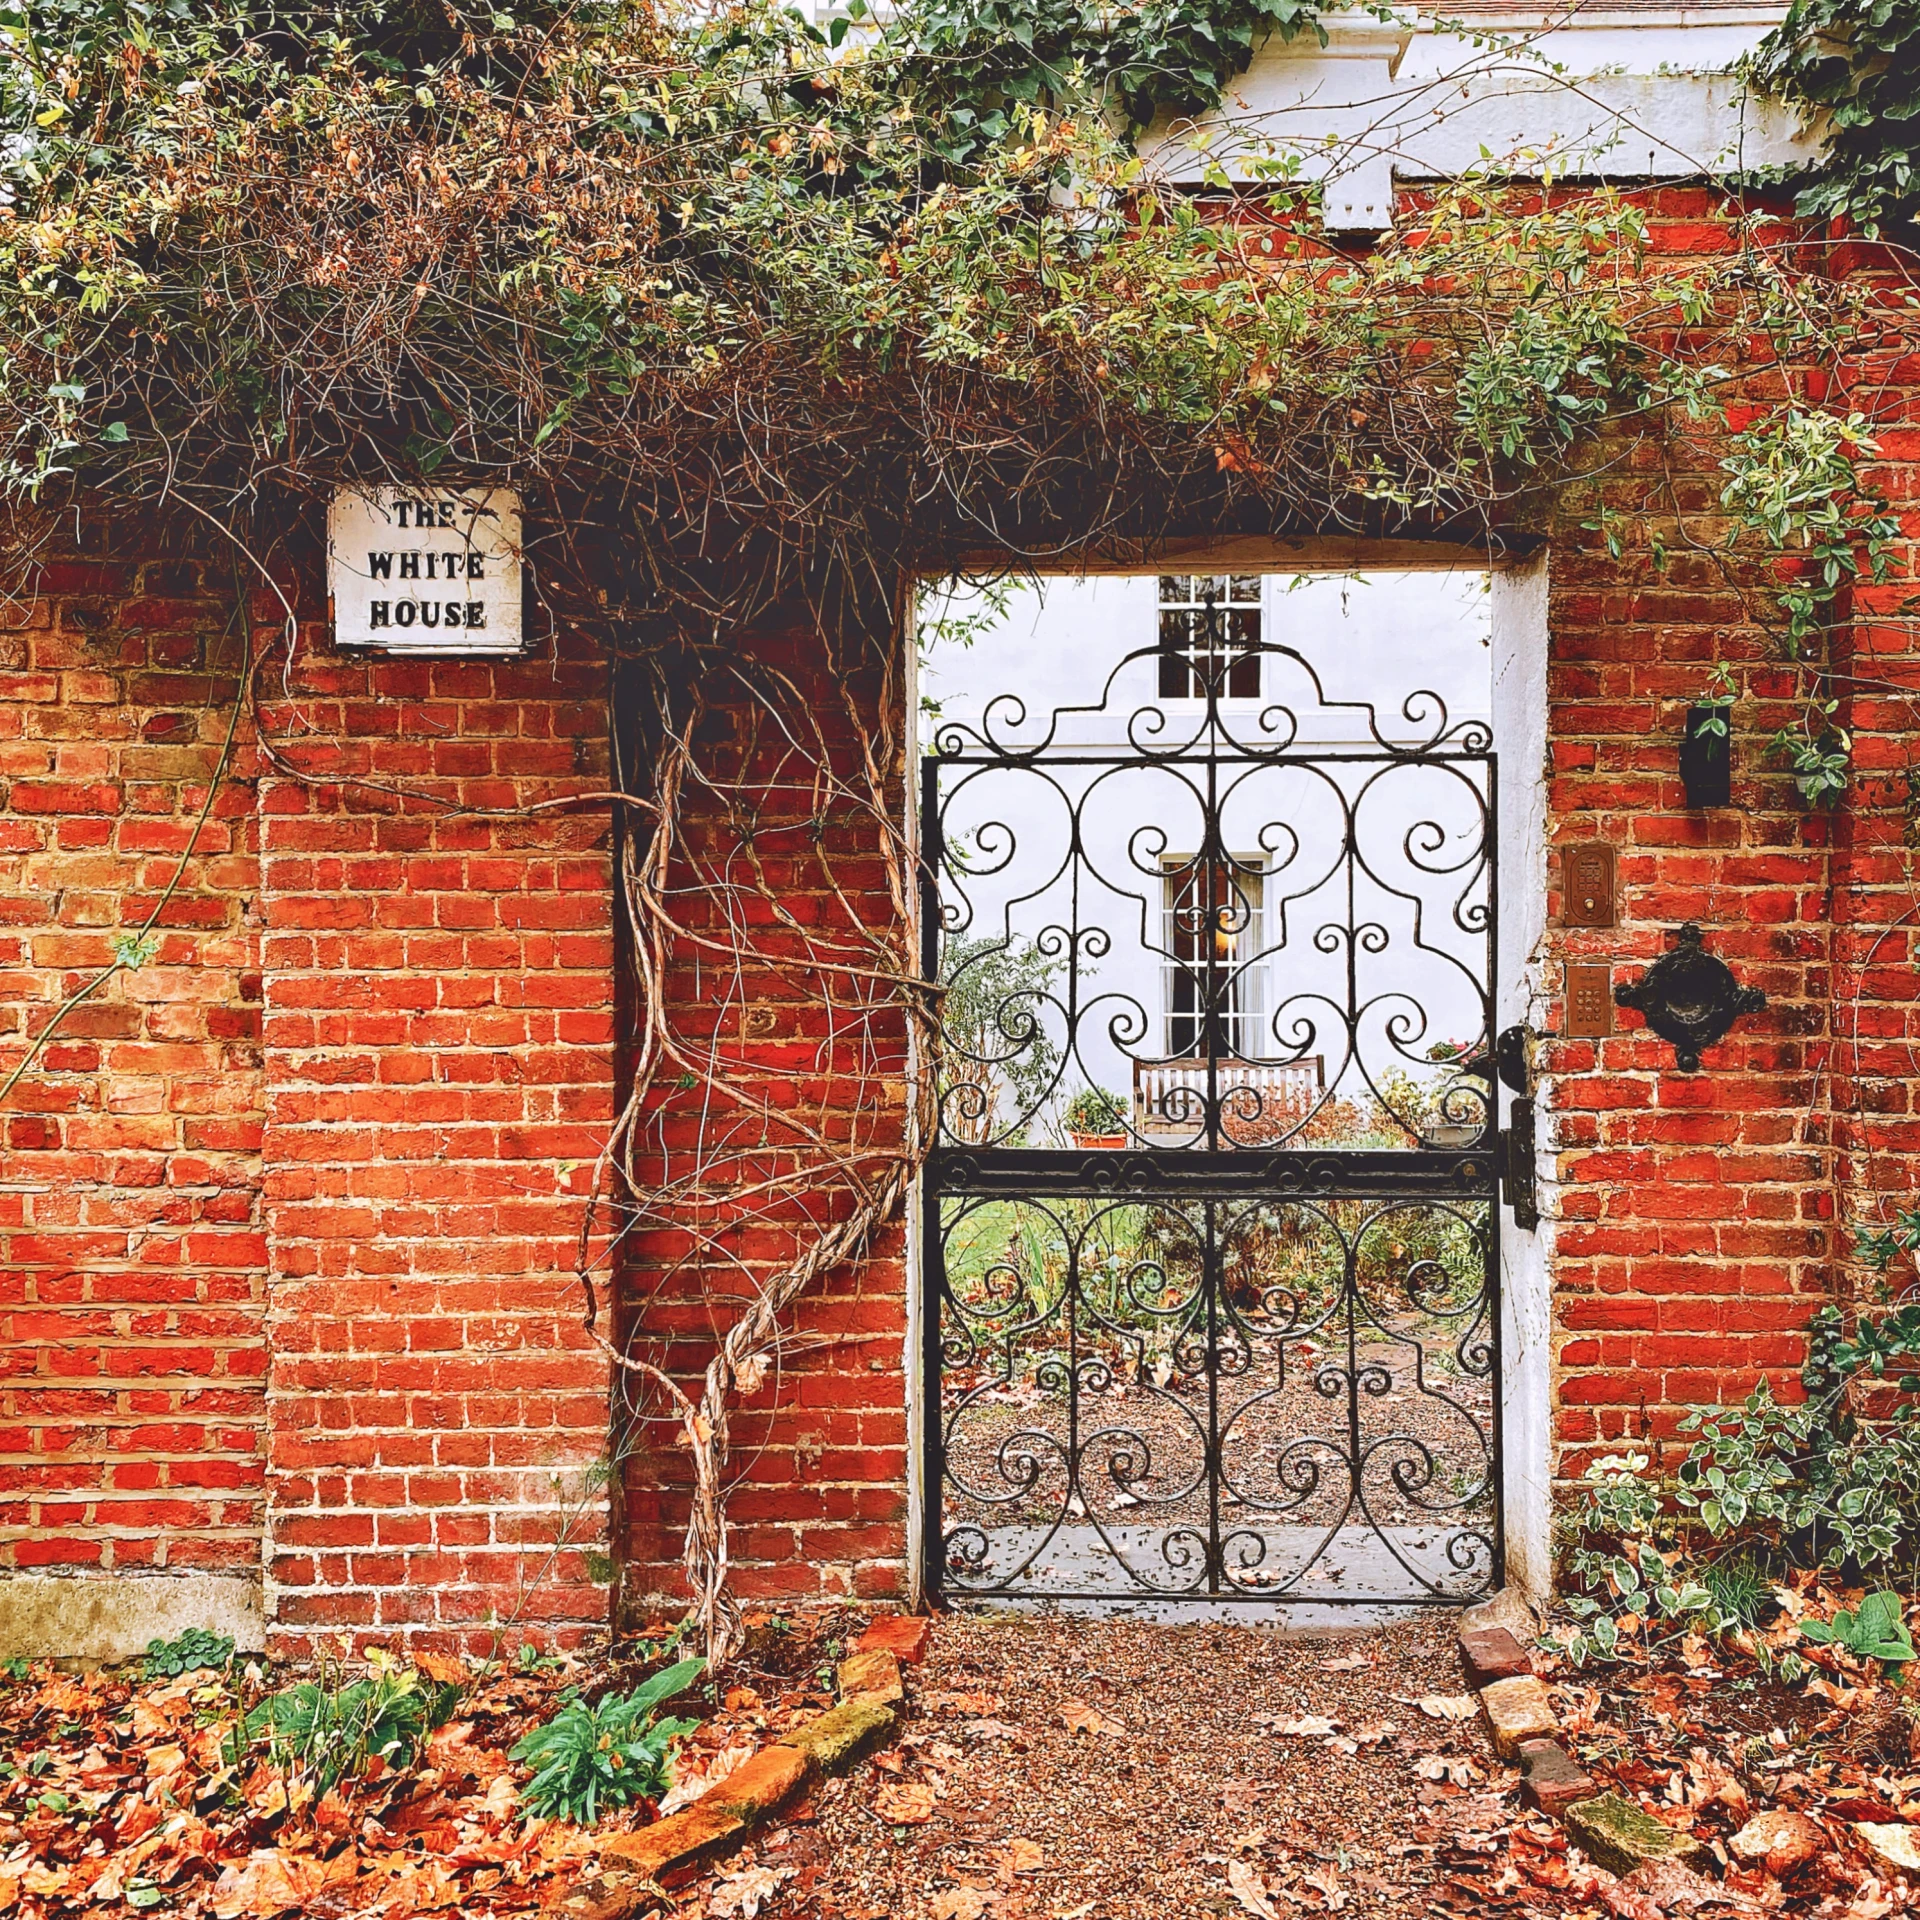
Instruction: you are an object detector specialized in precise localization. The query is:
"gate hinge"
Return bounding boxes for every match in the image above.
[1501,1097,1540,1232]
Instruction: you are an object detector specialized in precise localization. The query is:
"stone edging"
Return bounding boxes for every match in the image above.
[1457,1590,1709,1876]
[553,1614,935,1920]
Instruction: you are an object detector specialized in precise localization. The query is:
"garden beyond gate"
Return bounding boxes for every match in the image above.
[919,584,1510,1605]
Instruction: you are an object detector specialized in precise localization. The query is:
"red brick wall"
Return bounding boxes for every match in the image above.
[1536,193,1903,1485]
[7,187,1920,1628]
[254,575,619,1652]
[0,540,266,1580]
[1543,535,1838,1466]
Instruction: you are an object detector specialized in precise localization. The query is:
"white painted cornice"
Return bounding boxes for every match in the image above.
[1141,4,1816,232]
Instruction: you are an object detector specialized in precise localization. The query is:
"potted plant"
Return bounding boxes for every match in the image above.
[1063,1085,1128,1149]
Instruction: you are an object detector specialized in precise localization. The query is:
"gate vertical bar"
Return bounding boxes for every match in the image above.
[918,755,946,1601]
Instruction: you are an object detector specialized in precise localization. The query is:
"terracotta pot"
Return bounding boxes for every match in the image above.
[1068,1130,1128,1150]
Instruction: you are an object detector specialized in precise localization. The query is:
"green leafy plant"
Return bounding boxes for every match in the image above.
[1560,1298,1920,1663]
[510,1657,705,1825]
[1799,1590,1916,1664]
[1754,0,1920,234]
[1062,1085,1126,1135]
[246,1649,461,1796]
[142,1628,235,1680]
[1700,1554,1772,1630]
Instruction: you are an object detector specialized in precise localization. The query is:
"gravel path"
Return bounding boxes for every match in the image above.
[746,1609,1501,1920]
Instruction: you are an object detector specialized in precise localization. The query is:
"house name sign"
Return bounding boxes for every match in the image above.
[327,485,525,655]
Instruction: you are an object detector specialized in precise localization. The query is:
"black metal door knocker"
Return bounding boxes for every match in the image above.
[1615,923,1765,1070]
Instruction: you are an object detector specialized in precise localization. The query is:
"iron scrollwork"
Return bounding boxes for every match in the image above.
[921,589,1505,1606]
[1614,923,1765,1071]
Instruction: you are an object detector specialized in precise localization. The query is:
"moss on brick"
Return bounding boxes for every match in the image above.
[778,1698,896,1771]
[1563,1794,1708,1876]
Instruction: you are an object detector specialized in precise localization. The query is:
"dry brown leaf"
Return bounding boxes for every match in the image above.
[1302,1868,1349,1912]
[1320,1652,1372,1672]
[709,1864,790,1917]
[1417,1695,1480,1721]
[1268,1715,1340,1737]
[1227,1858,1280,1919]
[932,1891,993,1920]
[131,1696,181,1739]
[32,1679,96,1717]
[875,1780,937,1824]
[413,1651,467,1686]
[1855,1822,1920,1874]
[929,1691,1004,1715]
[209,1851,339,1919]
[661,1739,755,1817]
[1004,1838,1044,1875]
[381,1860,459,1912]
[1059,1699,1126,1738]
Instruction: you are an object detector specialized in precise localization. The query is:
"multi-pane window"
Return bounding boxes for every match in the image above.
[1158,575,1262,700]
[1163,858,1264,1058]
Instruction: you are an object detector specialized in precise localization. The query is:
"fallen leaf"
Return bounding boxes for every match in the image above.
[1320,1652,1372,1671]
[875,1780,937,1824]
[32,1679,96,1717]
[1413,1754,1479,1786]
[1855,1822,1920,1874]
[1227,1858,1279,1918]
[932,1892,992,1920]
[1004,1838,1044,1875]
[131,1696,180,1739]
[710,1864,790,1917]
[1417,1695,1481,1721]
[413,1651,467,1686]
[1059,1699,1126,1738]
[1268,1715,1340,1737]
[1301,1867,1350,1912]
[209,1851,338,1919]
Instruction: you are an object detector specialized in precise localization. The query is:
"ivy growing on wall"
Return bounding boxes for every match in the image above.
[1755,0,1920,233]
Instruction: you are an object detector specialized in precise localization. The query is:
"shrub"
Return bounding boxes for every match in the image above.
[1062,1085,1126,1135]
[245,1649,460,1796]
[1561,1301,1920,1660]
[511,1657,705,1826]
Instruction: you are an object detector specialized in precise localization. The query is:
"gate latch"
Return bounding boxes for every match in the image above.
[1495,1023,1539,1232]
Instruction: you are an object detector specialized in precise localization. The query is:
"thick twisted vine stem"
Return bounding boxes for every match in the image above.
[574,620,940,1666]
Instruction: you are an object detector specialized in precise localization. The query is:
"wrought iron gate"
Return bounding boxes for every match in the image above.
[919,591,1509,1605]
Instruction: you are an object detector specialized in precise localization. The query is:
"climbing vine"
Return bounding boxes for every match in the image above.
[3,0,1919,1653]
[1755,0,1920,235]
